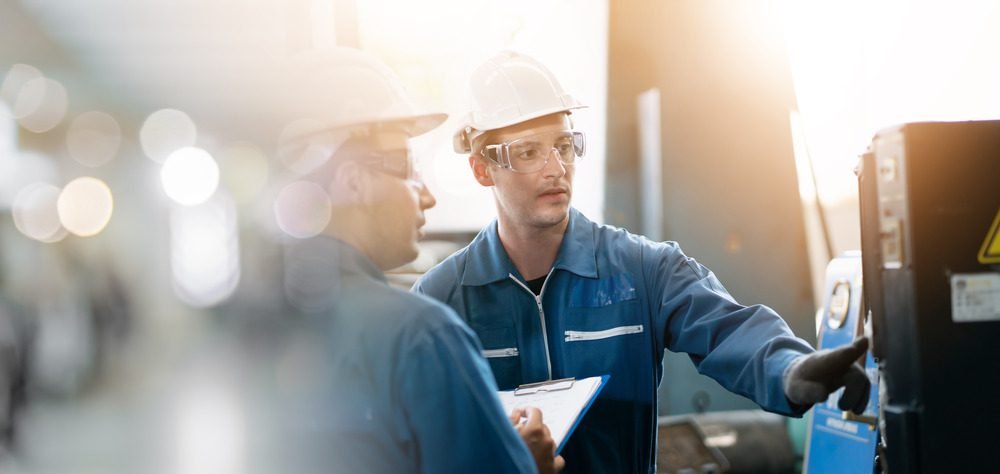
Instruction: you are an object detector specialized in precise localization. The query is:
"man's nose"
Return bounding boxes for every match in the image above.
[542,147,566,177]
[418,182,437,210]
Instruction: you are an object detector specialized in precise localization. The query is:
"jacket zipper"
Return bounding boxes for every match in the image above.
[565,324,644,342]
[509,270,554,381]
[482,348,519,358]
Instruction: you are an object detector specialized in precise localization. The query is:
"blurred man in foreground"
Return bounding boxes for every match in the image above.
[271,47,562,473]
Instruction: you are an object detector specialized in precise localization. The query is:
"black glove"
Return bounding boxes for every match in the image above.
[783,337,871,414]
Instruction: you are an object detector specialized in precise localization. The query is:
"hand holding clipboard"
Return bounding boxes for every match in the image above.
[498,375,609,454]
[508,406,566,474]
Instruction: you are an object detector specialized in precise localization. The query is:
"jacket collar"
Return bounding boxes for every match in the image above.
[298,234,386,284]
[278,235,387,313]
[332,237,386,283]
[460,207,598,286]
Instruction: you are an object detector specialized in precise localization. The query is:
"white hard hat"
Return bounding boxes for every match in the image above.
[275,47,446,175]
[278,47,446,146]
[453,51,586,153]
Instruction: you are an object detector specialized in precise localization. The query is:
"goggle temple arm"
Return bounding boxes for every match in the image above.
[482,145,512,169]
[573,131,586,157]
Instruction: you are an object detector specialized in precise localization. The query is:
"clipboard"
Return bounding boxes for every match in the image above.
[498,374,610,454]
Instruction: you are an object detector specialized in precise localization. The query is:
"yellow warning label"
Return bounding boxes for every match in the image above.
[979,208,1000,264]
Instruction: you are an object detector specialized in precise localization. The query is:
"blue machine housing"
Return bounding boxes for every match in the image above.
[804,253,879,474]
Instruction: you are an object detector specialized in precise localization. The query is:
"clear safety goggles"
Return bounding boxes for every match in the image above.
[357,149,427,190]
[323,133,423,185]
[361,151,426,191]
[358,149,412,179]
[481,130,586,173]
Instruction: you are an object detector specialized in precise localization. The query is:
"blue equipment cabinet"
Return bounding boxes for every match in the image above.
[804,253,879,474]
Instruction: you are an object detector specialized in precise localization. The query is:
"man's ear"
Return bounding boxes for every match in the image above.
[328,161,370,205]
[469,155,495,187]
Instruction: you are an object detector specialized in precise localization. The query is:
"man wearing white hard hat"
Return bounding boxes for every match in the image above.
[414,51,871,473]
[274,47,563,473]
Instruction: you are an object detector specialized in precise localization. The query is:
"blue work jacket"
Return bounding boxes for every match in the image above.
[413,208,813,473]
[300,236,536,473]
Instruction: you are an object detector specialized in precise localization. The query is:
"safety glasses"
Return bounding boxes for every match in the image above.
[481,130,586,173]
[357,149,426,190]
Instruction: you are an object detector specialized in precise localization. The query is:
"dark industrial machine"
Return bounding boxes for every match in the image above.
[857,120,1000,472]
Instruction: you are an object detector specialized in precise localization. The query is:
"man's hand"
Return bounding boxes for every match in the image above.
[509,407,565,474]
[783,337,871,414]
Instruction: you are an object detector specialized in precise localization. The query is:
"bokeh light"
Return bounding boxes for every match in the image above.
[218,142,269,205]
[161,147,220,206]
[170,196,240,308]
[66,110,122,167]
[0,63,43,119]
[140,108,197,162]
[57,177,114,237]
[0,150,59,210]
[0,102,14,150]
[272,181,331,239]
[16,77,69,133]
[12,182,65,242]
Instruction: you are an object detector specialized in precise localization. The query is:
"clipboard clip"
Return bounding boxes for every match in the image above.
[514,377,576,396]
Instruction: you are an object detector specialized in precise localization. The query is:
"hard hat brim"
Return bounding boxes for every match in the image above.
[336,111,448,137]
[454,104,587,153]
[468,104,587,134]
[285,112,448,146]
[412,113,448,137]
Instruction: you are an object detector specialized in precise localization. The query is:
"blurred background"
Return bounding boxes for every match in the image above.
[1,0,999,472]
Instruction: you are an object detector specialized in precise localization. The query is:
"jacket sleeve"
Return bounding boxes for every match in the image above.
[645,241,813,416]
[396,306,536,473]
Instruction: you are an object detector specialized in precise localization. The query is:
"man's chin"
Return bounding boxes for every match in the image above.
[376,246,419,272]
[532,208,570,227]
[401,245,421,267]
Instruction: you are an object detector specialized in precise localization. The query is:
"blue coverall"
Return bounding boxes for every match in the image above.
[306,237,536,473]
[413,208,814,473]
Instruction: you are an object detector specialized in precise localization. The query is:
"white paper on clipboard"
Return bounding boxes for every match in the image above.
[497,375,607,453]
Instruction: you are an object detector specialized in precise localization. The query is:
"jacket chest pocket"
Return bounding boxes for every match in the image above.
[563,274,648,381]
[473,324,521,390]
[560,307,649,393]
[569,272,637,308]
[565,272,642,330]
